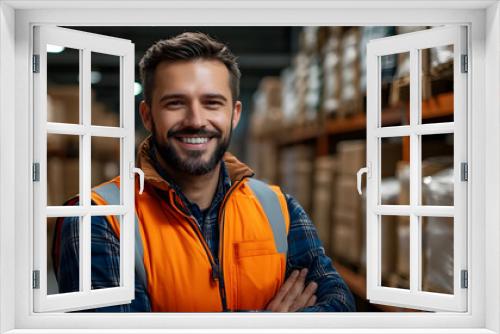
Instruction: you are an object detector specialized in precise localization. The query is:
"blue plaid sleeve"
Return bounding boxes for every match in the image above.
[56,214,151,312]
[284,193,356,312]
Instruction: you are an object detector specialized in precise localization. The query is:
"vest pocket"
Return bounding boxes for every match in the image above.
[234,239,285,311]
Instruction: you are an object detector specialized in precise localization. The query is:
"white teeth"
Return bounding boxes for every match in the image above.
[180,137,209,144]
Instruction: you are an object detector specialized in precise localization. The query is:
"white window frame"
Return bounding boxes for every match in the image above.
[32,26,136,312]
[365,26,468,312]
[0,1,498,333]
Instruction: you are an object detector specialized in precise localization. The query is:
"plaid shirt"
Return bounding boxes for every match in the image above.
[55,160,355,312]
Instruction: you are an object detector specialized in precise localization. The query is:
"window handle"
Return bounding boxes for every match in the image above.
[130,162,145,194]
[357,163,371,195]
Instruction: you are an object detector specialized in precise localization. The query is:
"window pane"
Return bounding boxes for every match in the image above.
[381,215,409,290]
[91,215,121,290]
[91,137,121,204]
[421,134,454,206]
[422,216,454,294]
[421,46,454,124]
[380,137,409,205]
[380,52,410,127]
[47,45,80,124]
[47,134,80,206]
[91,52,120,127]
[48,216,80,295]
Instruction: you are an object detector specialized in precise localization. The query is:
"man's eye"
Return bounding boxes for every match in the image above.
[166,100,183,107]
[205,100,223,108]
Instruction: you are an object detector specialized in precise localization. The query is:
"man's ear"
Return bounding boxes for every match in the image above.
[139,100,153,132]
[231,101,242,130]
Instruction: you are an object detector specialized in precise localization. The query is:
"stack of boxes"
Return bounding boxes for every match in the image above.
[247,26,456,302]
[312,156,337,253]
[421,167,454,294]
[338,28,362,117]
[393,156,453,289]
[248,77,282,184]
[320,28,342,118]
[250,26,402,139]
[331,140,365,266]
[46,85,120,295]
[279,145,315,214]
[250,77,283,137]
[47,86,121,207]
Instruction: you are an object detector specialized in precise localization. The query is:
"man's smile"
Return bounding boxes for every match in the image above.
[173,134,217,151]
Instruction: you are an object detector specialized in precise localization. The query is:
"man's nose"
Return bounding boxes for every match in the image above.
[184,101,205,128]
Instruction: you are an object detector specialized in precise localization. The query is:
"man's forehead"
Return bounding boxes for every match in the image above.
[155,59,229,77]
[152,59,231,93]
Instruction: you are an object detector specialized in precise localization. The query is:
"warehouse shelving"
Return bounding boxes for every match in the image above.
[251,90,453,311]
[259,91,453,149]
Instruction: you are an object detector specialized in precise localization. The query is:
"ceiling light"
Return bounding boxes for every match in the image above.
[134,82,143,96]
[47,44,65,53]
[91,71,102,84]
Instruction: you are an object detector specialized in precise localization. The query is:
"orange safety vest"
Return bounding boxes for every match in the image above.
[91,170,290,312]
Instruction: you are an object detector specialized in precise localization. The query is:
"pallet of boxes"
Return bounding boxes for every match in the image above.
[279,145,315,216]
[312,155,337,255]
[393,156,454,291]
[331,139,403,273]
[247,77,283,184]
[47,84,120,218]
[331,140,366,269]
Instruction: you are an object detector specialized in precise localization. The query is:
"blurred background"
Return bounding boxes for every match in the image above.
[46,26,455,312]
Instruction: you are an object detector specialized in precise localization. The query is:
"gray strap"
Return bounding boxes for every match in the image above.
[246,178,288,254]
[93,183,148,292]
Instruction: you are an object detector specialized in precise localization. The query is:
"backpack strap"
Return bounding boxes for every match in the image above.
[246,178,288,255]
[93,183,148,293]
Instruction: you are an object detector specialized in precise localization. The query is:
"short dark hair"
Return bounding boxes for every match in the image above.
[139,32,241,106]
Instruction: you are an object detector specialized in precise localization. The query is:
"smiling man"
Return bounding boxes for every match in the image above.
[53,32,355,312]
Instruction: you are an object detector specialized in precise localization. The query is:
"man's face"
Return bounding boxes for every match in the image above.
[140,59,241,175]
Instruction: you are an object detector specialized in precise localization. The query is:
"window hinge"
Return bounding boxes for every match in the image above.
[32,270,40,289]
[32,54,40,73]
[461,270,468,289]
[461,54,468,73]
[32,162,40,182]
[461,162,468,182]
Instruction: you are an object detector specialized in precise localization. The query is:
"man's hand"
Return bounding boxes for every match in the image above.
[266,268,318,312]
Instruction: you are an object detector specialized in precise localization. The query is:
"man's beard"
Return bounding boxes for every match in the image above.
[152,126,232,176]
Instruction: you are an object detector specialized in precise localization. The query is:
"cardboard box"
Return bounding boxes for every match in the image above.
[47,157,66,206]
[321,29,341,117]
[331,208,363,266]
[337,140,366,177]
[380,215,398,281]
[279,146,314,214]
[331,222,362,266]
[421,168,454,294]
[360,177,400,277]
[63,158,80,202]
[47,85,80,124]
[422,216,454,294]
[339,28,362,116]
[396,216,410,284]
[312,156,337,253]
[334,176,361,212]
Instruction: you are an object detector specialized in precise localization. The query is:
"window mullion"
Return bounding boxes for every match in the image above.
[409,48,421,293]
[121,46,135,293]
[80,48,92,293]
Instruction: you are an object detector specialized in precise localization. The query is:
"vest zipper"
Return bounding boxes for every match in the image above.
[167,189,226,311]
[217,179,246,313]
[166,177,249,312]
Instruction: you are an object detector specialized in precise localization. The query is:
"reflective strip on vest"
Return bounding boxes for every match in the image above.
[92,183,147,291]
[246,178,288,254]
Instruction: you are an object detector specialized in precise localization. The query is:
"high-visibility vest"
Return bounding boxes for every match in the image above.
[91,175,290,312]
